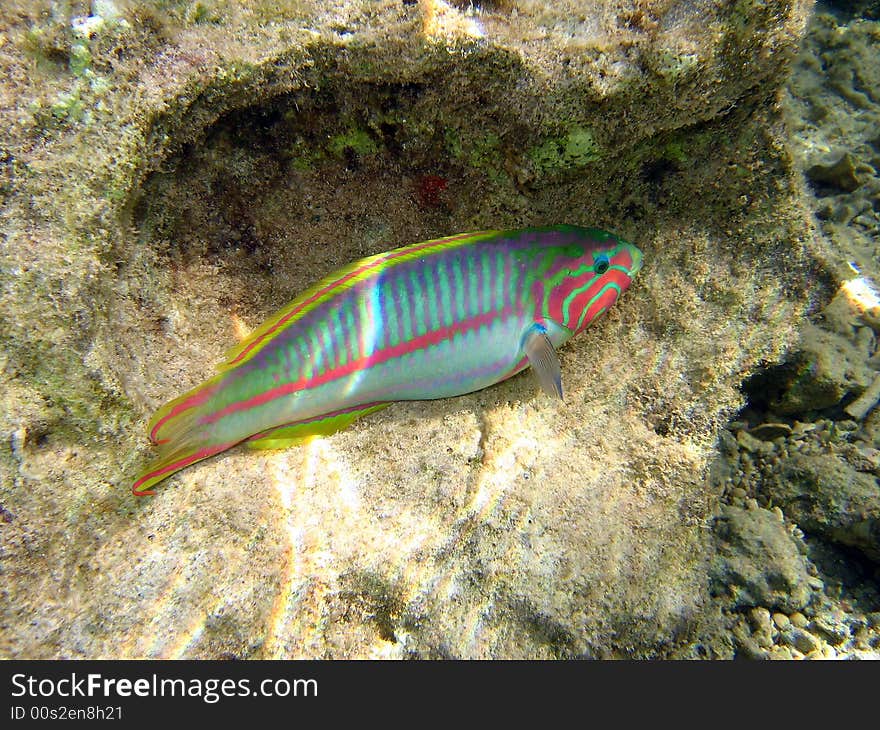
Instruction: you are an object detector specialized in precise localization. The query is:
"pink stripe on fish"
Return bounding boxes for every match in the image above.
[200,305,515,426]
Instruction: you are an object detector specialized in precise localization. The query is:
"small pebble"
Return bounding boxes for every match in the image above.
[812,616,849,645]
[748,606,772,628]
[773,613,791,630]
[792,628,819,654]
[736,636,768,660]
[732,619,768,659]
[748,607,774,648]
[790,612,808,628]
[769,646,793,660]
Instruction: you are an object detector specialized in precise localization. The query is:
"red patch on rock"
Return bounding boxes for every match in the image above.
[414,174,448,208]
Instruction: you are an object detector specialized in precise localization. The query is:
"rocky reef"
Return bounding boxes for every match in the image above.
[706,1,880,659]
[1,0,821,658]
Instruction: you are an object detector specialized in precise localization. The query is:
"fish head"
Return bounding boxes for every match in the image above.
[537,227,642,335]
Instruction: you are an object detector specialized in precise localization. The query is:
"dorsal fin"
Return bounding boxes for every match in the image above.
[217,229,501,372]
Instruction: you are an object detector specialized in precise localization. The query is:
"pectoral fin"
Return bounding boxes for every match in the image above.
[522,323,563,400]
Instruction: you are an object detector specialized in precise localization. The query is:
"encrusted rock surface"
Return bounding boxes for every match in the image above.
[763,452,880,562]
[710,504,813,614]
[694,3,880,660]
[1,0,818,658]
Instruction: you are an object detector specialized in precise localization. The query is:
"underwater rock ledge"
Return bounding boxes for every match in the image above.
[1,0,821,658]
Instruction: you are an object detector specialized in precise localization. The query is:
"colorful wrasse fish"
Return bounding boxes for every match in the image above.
[133,225,642,495]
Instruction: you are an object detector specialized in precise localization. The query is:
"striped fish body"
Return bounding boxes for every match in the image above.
[134,225,642,495]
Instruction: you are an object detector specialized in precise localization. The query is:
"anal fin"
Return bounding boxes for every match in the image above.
[246,402,391,450]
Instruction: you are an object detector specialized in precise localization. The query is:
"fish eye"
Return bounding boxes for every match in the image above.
[594,255,610,275]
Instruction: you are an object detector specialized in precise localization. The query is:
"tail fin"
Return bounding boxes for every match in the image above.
[132,440,239,496]
[146,373,224,445]
[134,374,235,496]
